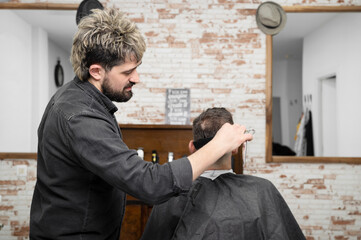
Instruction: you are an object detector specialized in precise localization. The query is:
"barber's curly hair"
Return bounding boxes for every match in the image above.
[71,8,146,81]
[192,107,234,141]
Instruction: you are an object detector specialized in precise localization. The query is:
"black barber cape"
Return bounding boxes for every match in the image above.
[141,174,305,240]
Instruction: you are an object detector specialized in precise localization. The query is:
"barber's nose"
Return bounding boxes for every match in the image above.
[130,70,140,83]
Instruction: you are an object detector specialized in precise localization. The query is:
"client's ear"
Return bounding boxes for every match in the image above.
[189,140,197,154]
[232,147,239,155]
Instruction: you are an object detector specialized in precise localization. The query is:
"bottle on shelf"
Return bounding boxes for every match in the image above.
[151,150,159,164]
[137,147,144,160]
[168,152,174,162]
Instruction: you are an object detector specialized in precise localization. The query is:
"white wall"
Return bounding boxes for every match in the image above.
[303,13,361,157]
[31,27,48,151]
[0,10,72,152]
[0,10,32,152]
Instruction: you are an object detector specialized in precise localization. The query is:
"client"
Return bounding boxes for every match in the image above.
[141,107,305,240]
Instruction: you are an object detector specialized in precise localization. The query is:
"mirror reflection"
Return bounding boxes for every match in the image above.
[0,9,76,152]
[272,12,361,157]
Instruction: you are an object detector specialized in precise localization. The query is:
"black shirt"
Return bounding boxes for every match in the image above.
[30,78,192,240]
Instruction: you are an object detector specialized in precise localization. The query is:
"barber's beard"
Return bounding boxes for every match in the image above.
[102,76,133,103]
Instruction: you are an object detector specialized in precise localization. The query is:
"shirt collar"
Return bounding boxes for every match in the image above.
[74,77,118,114]
[200,169,235,180]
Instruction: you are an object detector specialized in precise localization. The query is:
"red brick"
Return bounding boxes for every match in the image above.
[145,31,159,37]
[13,225,30,236]
[253,74,263,79]
[293,189,315,194]
[324,174,337,179]
[0,180,26,186]
[302,225,323,230]
[199,33,218,43]
[149,88,165,93]
[130,17,145,23]
[12,161,29,166]
[236,9,256,15]
[315,194,332,199]
[211,89,231,94]
[232,60,246,66]
[340,196,354,201]
[0,205,14,211]
[348,210,361,215]
[335,236,348,240]
[306,179,324,184]
[331,216,356,225]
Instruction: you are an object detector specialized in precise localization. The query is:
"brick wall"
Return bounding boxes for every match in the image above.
[0,160,36,240]
[1,0,360,239]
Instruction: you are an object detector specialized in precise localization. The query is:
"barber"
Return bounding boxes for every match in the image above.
[29,8,253,240]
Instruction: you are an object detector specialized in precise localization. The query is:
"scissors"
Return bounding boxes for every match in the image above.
[243,129,255,167]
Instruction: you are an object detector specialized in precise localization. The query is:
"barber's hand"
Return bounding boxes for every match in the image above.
[213,123,253,153]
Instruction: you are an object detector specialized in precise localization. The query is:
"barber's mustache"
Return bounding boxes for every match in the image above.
[125,82,135,89]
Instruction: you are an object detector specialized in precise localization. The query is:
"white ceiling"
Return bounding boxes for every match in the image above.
[273,12,340,60]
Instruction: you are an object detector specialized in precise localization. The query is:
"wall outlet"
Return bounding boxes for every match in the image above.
[17,165,27,177]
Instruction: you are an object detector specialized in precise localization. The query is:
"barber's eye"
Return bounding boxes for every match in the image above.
[124,70,133,75]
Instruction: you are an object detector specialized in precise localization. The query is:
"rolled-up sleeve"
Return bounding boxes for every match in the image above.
[65,112,192,205]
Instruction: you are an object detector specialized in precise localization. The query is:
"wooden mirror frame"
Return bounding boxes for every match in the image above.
[0,2,78,10]
[266,5,361,164]
[0,2,78,160]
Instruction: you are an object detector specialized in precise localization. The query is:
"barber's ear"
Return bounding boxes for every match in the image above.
[89,64,104,81]
[189,140,197,154]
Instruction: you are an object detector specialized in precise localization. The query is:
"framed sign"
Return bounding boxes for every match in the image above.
[165,88,190,125]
